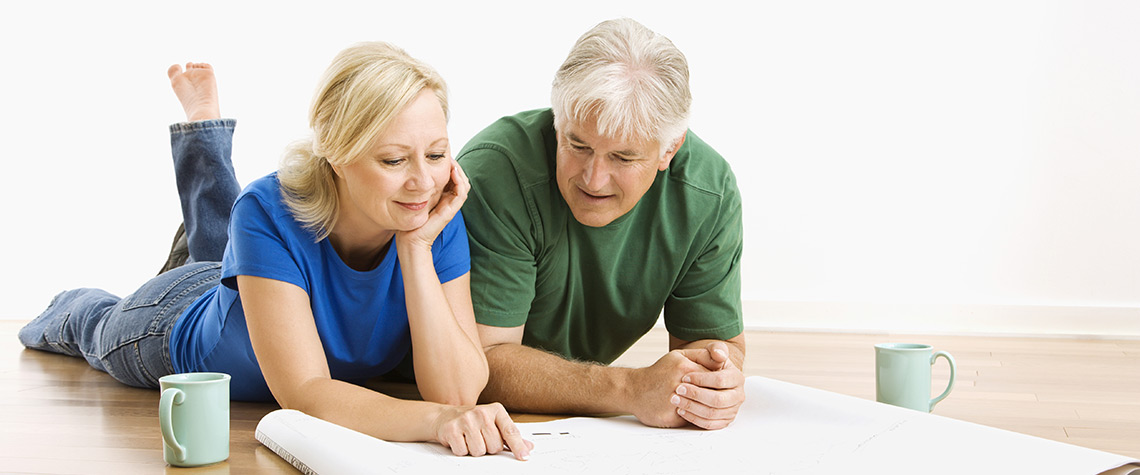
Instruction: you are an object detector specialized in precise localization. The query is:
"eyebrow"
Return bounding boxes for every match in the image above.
[565,132,641,158]
[372,137,449,151]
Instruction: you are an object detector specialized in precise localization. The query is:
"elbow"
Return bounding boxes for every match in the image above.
[425,383,484,407]
[270,377,327,416]
[424,362,489,406]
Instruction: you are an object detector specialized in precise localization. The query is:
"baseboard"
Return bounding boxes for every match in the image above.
[741,300,1140,339]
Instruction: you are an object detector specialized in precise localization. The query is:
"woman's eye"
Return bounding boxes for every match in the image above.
[427,153,447,161]
[382,158,404,166]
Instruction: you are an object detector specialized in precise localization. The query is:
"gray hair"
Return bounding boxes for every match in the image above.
[551,18,691,154]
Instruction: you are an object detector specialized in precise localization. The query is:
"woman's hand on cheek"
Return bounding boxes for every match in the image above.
[396,159,470,251]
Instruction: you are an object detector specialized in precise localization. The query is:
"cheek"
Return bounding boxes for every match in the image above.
[431,165,451,191]
[554,151,577,182]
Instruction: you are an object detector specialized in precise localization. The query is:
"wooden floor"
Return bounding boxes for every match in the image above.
[1,319,1138,473]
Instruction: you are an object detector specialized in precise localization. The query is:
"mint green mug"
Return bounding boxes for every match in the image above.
[159,372,230,467]
[875,343,956,412]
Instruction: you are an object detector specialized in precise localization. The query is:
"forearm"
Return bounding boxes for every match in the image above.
[399,247,487,405]
[286,376,446,443]
[480,342,635,415]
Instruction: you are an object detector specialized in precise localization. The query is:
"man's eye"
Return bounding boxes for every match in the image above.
[572,144,590,152]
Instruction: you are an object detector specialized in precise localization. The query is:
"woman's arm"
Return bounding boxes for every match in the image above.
[395,159,487,404]
[238,274,529,459]
[400,266,487,405]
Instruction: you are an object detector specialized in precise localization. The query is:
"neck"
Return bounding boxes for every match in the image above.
[327,228,395,272]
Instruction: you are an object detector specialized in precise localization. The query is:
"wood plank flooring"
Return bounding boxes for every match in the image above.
[2,319,1138,473]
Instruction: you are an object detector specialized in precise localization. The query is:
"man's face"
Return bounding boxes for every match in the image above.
[555,116,676,227]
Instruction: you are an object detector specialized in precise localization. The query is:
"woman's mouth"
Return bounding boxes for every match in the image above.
[396,200,429,211]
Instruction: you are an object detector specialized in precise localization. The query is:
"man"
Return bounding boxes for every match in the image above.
[458,18,744,430]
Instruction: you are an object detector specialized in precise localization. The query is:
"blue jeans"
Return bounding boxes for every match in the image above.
[19,119,240,389]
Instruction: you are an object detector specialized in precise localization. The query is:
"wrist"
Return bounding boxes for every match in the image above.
[603,365,641,414]
[423,402,452,443]
[396,237,434,263]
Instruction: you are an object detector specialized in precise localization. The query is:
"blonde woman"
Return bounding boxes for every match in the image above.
[20,43,531,460]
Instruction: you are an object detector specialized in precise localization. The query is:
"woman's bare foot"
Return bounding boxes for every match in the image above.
[168,63,220,122]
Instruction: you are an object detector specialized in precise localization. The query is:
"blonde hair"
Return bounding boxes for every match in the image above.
[551,18,691,155]
[278,42,449,241]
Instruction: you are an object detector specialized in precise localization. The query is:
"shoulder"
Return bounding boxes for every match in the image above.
[234,173,285,210]
[666,130,740,204]
[458,108,556,189]
[231,173,312,239]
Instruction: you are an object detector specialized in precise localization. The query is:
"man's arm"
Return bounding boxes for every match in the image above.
[477,324,713,428]
[669,334,747,430]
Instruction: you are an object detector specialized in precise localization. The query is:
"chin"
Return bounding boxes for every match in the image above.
[570,208,619,228]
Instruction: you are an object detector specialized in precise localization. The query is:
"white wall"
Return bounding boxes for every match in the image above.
[3,1,1138,336]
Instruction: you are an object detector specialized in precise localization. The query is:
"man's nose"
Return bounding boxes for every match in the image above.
[581,156,610,190]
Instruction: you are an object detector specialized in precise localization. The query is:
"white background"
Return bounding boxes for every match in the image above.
[2,1,1138,335]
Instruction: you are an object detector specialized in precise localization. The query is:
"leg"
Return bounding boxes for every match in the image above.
[19,262,222,388]
[170,120,239,263]
[167,63,239,263]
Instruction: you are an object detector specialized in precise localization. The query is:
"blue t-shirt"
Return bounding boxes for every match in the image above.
[169,173,471,401]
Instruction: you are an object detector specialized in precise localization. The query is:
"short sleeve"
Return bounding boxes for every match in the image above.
[663,176,744,342]
[430,210,472,284]
[221,193,308,293]
[459,146,538,327]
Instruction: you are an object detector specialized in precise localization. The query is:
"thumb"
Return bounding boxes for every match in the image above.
[706,341,733,371]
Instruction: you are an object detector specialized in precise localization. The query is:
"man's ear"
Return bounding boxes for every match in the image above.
[658,131,687,171]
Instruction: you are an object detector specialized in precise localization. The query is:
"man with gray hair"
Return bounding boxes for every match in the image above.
[458,18,744,430]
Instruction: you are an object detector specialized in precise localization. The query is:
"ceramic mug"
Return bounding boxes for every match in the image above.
[159,372,231,467]
[875,343,956,412]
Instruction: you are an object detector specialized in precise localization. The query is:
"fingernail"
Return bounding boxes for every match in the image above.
[670,394,680,405]
[682,375,691,383]
[676,385,687,396]
[715,349,728,359]
[677,408,686,416]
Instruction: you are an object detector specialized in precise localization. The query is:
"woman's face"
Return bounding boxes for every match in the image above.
[333,89,452,236]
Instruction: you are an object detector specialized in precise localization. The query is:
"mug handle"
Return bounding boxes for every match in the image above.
[929,351,957,410]
[159,388,187,463]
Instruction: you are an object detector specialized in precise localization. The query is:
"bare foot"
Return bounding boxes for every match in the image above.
[168,62,220,122]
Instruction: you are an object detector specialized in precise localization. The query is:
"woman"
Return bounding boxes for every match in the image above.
[19,42,531,460]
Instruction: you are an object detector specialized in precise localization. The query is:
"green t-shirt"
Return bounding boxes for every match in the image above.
[458,109,743,364]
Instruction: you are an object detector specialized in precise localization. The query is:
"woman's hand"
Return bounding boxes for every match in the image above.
[433,402,534,461]
[396,159,470,251]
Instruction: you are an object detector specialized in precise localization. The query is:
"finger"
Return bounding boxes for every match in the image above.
[706,341,731,369]
[676,405,735,430]
[675,382,744,410]
[444,431,469,457]
[450,161,470,205]
[675,347,722,371]
[464,418,488,457]
[452,157,469,182]
[681,366,745,390]
[480,412,505,455]
[494,408,532,461]
[671,388,742,427]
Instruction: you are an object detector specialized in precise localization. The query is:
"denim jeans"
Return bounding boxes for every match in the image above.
[19,119,240,389]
